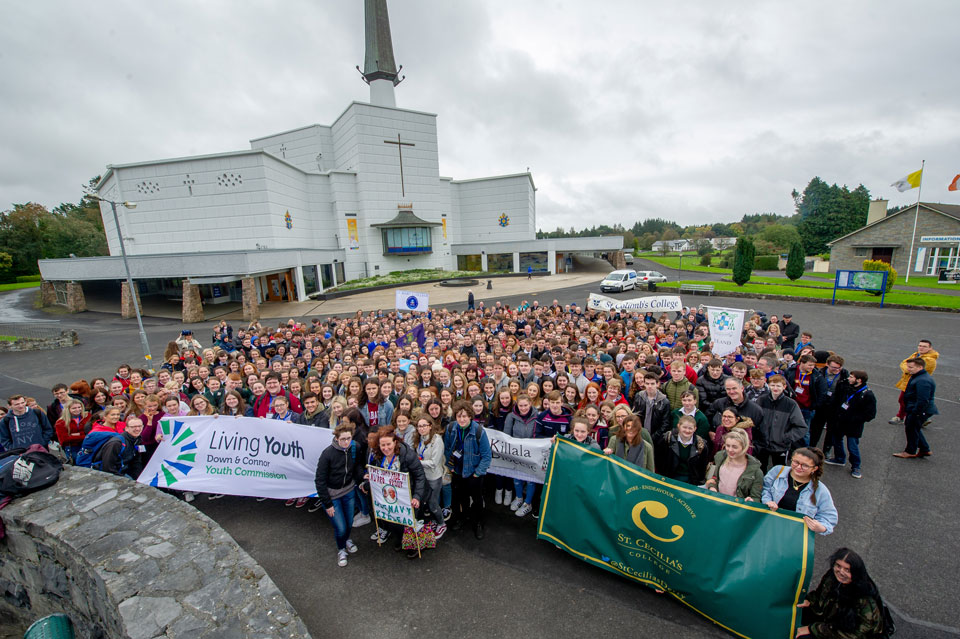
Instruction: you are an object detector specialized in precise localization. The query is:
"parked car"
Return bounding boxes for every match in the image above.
[636,270,667,283]
[600,269,638,292]
[623,251,635,265]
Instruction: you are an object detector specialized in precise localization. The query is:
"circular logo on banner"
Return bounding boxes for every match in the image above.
[405,295,419,310]
[382,485,398,504]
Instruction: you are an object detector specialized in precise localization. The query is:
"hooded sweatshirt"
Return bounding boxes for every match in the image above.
[503,406,537,439]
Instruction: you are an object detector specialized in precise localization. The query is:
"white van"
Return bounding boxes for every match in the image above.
[600,269,638,292]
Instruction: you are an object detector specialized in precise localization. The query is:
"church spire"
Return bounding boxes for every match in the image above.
[357,0,405,108]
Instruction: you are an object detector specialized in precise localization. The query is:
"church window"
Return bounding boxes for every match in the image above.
[382,227,433,255]
[136,180,160,195]
[217,173,243,187]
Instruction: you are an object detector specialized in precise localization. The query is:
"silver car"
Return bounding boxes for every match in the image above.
[636,270,667,283]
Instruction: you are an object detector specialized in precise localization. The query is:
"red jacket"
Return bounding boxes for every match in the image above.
[253,391,303,418]
[54,415,90,447]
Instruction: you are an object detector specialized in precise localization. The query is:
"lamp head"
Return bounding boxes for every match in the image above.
[122,201,137,209]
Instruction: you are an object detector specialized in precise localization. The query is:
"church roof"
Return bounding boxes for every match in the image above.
[370,210,441,228]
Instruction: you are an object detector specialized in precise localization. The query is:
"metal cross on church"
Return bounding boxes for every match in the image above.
[384,134,415,197]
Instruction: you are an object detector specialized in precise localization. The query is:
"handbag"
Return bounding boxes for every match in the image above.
[401,521,438,550]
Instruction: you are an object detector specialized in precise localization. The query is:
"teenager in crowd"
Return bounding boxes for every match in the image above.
[367,426,427,558]
[314,422,364,567]
[655,415,709,485]
[796,548,887,638]
[762,447,837,535]
[504,394,537,516]
[703,429,763,501]
[413,415,447,539]
[444,401,492,538]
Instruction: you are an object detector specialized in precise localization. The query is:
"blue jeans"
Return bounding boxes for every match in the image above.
[355,486,370,516]
[326,490,356,551]
[441,482,452,509]
[800,409,815,446]
[831,435,861,470]
[513,479,536,505]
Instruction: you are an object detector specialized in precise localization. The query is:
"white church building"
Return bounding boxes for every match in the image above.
[39,0,622,321]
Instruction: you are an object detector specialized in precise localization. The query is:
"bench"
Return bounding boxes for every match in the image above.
[679,283,715,295]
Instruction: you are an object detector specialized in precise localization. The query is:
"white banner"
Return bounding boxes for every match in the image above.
[706,306,746,357]
[587,293,683,313]
[396,289,429,312]
[137,416,332,498]
[486,428,551,484]
[368,466,416,527]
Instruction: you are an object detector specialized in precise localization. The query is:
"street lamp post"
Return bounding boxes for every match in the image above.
[92,195,154,372]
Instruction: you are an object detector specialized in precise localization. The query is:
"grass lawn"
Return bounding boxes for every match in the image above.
[330,269,510,292]
[673,280,960,309]
[749,273,952,291]
[0,335,16,342]
[641,256,732,274]
[0,281,41,292]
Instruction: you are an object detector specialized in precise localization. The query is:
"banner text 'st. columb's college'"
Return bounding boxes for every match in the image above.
[537,438,815,639]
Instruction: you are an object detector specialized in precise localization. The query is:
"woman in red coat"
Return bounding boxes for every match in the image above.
[54,398,90,462]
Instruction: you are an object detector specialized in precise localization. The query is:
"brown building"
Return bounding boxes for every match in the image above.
[828,201,960,276]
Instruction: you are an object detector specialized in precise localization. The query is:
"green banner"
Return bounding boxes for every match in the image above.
[537,438,815,639]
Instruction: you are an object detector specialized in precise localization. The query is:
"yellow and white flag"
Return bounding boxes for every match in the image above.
[891,168,923,192]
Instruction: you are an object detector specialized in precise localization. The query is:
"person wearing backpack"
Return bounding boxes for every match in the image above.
[0,395,54,452]
[314,422,365,567]
[796,547,891,638]
[78,417,145,479]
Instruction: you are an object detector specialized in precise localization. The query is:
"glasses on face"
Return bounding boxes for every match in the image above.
[791,460,813,471]
[337,436,352,443]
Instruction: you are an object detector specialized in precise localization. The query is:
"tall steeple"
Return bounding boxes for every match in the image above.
[358,0,404,108]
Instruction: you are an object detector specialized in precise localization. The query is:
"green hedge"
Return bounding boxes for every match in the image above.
[753,255,779,270]
[15,274,41,283]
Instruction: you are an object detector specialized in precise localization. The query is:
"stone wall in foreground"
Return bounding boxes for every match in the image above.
[0,466,311,639]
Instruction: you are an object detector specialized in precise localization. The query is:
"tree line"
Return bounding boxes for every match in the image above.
[537,177,872,257]
[0,178,108,281]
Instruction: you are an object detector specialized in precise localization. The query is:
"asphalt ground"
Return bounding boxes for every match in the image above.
[1,283,958,638]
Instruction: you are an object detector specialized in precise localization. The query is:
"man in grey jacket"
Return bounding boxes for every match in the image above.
[755,375,807,472]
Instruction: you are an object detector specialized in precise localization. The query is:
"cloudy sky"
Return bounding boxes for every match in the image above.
[2,1,958,230]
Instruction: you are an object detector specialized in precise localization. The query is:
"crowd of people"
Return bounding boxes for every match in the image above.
[0,300,930,636]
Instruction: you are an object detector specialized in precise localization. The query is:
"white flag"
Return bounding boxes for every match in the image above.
[706,306,746,357]
[395,289,429,312]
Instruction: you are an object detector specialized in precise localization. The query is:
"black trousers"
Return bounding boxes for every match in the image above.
[451,473,485,525]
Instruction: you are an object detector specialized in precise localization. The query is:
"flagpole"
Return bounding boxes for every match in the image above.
[903,160,925,283]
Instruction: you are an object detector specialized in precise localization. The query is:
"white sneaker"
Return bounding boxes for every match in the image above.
[495,489,503,505]
[888,416,903,424]
[183,492,195,503]
[207,494,224,500]
[337,550,348,567]
[502,490,513,506]
[509,497,523,511]
[516,502,533,517]
[353,513,371,527]
[345,539,358,554]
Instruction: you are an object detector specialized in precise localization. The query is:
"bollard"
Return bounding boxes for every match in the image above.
[487,279,492,290]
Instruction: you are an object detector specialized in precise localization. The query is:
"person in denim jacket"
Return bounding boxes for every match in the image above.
[762,447,838,535]
[443,400,492,540]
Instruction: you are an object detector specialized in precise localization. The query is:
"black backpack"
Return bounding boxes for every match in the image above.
[877,595,896,638]
[0,447,64,497]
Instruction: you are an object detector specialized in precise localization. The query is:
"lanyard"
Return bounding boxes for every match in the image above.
[827,372,841,388]
[380,454,396,469]
[845,386,868,404]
